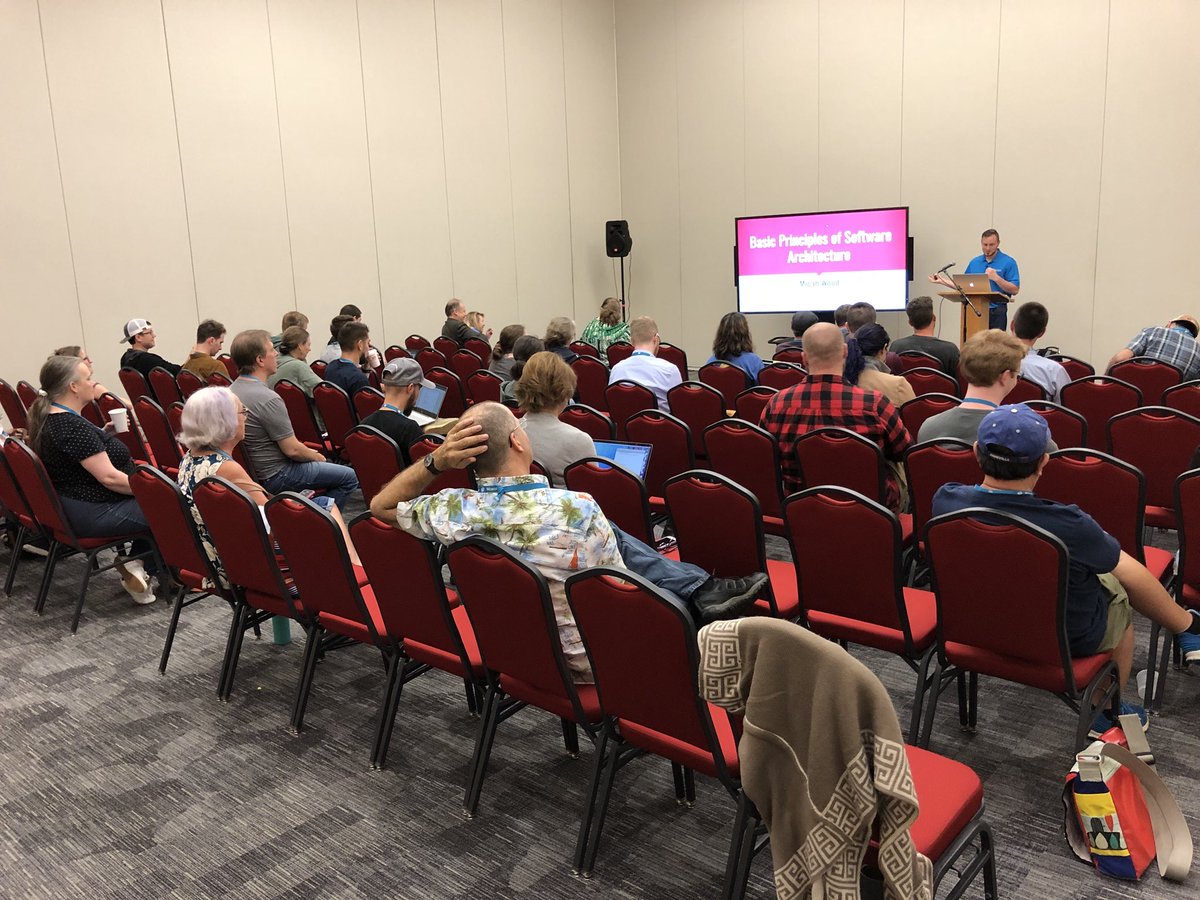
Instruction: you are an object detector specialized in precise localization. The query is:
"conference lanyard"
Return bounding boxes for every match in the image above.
[478,481,545,497]
[51,403,82,416]
[974,486,1033,497]
[960,398,998,408]
[381,404,404,414]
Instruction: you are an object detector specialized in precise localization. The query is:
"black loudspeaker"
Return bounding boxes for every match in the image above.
[605,220,632,258]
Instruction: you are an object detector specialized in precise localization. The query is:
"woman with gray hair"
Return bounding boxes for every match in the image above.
[543,317,579,364]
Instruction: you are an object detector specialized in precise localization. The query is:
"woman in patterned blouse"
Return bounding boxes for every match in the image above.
[579,297,630,364]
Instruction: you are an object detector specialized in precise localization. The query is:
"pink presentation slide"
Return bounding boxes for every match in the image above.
[736,207,909,313]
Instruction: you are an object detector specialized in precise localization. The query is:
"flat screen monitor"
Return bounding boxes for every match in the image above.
[735,206,909,314]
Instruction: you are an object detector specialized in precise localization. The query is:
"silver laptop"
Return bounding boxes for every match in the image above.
[952,273,993,293]
[592,440,653,480]
[409,383,448,426]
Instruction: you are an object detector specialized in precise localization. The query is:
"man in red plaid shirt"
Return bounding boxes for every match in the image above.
[759,322,913,512]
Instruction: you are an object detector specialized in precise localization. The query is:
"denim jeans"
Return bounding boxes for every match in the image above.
[261,459,359,509]
[611,525,708,603]
[59,495,159,575]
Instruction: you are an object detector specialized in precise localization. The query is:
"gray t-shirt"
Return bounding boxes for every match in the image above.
[918,401,1057,451]
[231,376,294,479]
[520,412,596,485]
[890,334,961,376]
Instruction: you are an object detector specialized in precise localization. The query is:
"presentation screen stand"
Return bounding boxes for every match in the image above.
[938,292,1010,345]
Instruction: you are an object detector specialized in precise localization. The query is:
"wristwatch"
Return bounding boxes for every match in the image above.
[423,453,442,476]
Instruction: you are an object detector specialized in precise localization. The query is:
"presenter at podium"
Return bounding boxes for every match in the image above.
[929,228,1021,330]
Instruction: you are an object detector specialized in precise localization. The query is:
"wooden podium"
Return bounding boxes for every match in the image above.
[938,291,1010,345]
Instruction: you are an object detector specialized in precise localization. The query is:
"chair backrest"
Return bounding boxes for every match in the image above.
[1108,357,1183,404]
[902,366,960,398]
[344,425,404,506]
[772,347,805,364]
[128,464,218,584]
[95,392,127,423]
[464,337,492,361]
[794,427,886,502]
[733,386,777,423]
[313,381,358,450]
[702,419,784,518]
[757,361,807,392]
[274,379,325,446]
[207,371,233,387]
[148,367,182,406]
[16,380,38,411]
[80,401,106,428]
[384,344,407,362]
[657,342,689,382]
[352,386,385,421]
[784,487,915,651]
[926,508,1075,684]
[218,354,238,378]
[176,368,205,399]
[562,457,653,544]
[570,356,610,411]
[1048,353,1095,381]
[559,404,614,441]
[624,410,694,498]
[1005,376,1047,404]
[1038,449,1148,562]
[433,336,460,358]
[569,340,600,360]
[902,439,979,541]
[565,567,731,781]
[697,361,750,407]
[231,440,259,482]
[118,367,152,402]
[415,347,448,375]
[1175,469,1200,594]
[1107,406,1200,510]
[0,447,37,530]
[309,359,328,378]
[1059,376,1142,449]
[465,369,503,404]
[106,400,152,465]
[266,493,383,642]
[404,334,430,353]
[425,366,467,418]
[167,401,184,441]
[605,341,633,367]
[664,470,766,580]
[1024,400,1088,449]
[447,536,586,713]
[133,396,182,471]
[894,350,942,374]
[450,348,483,384]
[899,392,959,439]
[0,379,29,430]
[408,434,476,494]
[665,381,724,454]
[3,439,75,545]
[1163,380,1200,419]
[605,380,657,440]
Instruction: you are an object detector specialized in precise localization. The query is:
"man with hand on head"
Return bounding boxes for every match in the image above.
[360,357,433,460]
[119,319,182,379]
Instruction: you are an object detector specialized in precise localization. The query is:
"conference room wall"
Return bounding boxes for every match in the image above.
[0,0,620,401]
[614,0,1200,369]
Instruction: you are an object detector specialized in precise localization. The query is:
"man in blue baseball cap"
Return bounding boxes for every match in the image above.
[932,403,1200,736]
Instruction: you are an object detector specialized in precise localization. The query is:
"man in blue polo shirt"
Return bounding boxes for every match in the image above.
[930,228,1020,330]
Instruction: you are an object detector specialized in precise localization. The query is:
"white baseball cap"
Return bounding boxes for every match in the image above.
[120,318,153,343]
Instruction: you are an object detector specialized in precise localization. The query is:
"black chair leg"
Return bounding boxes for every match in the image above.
[722,791,760,900]
[918,657,946,749]
[580,735,622,876]
[683,767,695,807]
[34,541,61,614]
[573,729,610,875]
[560,718,580,758]
[908,648,934,744]
[671,761,686,803]
[966,671,979,731]
[371,653,405,770]
[956,669,969,728]
[68,552,96,633]
[463,684,504,818]
[158,581,188,674]
[3,525,26,595]
[218,603,250,701]
[288,624,322,734]
[462,678,479,717]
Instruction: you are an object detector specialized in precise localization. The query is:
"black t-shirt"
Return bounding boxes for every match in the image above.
[40,411,135,503]
[359,409,423,464]
[120,348,182,378]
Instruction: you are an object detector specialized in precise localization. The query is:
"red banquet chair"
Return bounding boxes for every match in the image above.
[0,379,28,430]
[416,347,447,375]
[605,341,633,368]
[698,362,751,408]
[1004,376,1047,404]
[166,402,184,443]
[404,334,430,353]
[16,380,38,411]
[207,371,233,388]
[433,336,460,358]
[903,439,980,572]
[3,439,159,632]
[771,346,805,364]
[1048,353,1094,381]
[624,410,694,500]
[218,354,238,379]
[352,386,385,421]
[558,404,614,442]
[425,367,467,419]
[900,393,959,440]
[1108,357,1183,404]
[758,361,806,392]
[894,350,943,374]
[132,396,182,476]
[664,470,798,619]
[344,425,405,506]
[733,387,776,424]
[563,457,656,545]
[274,379,331,454]
[1163,380,1200,419]
[1024,400,1088,449]
[0,449,46,598]
[920,509,1120,752]
[313,382,358,455]
[465,337,492,363]
[1107,406,1200,528]
[666,381,725,457]
[409,435,476,495]
[657,342,689,382]
[176,368,205,399]
[569,340,599,360]
[450,349,484,385]
[118,366,152,402]
[1058,376,1142,450]
[903,367,961,398]
[605,380,657,441]
[446,536,604,818]
[309,360,328,379]
[702,419,786,534]
[148,366,182,406]
[570,356,610,411]
[466,370,503,405]
[383,344,407,363]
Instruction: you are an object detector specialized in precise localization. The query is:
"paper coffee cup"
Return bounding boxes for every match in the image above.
[109,407,129,433]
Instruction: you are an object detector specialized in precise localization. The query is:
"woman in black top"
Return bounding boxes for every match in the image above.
[26,355,160,604]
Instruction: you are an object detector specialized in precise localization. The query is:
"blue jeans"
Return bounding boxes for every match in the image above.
[59,495,159,575]
[261,460,359,509]
[611,525,708,604]
[989,302,1008,331]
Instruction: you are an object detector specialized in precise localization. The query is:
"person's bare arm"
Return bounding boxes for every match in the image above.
[1112,551,1190,633]
[277,435,326,462]
[215,459,269,506]
[370,420,487,525]
[80,452,132,494]
[1106,347,1134,373]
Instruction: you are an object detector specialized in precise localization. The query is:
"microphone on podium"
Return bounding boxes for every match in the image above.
[936,261,956,274]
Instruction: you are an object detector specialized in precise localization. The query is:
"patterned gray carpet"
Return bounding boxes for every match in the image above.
[1,519,1198,899]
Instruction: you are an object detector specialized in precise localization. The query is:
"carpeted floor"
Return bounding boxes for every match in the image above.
[1,515,1199,899]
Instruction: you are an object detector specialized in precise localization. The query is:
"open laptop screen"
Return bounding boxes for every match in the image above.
[592,440,653,480]
[414,383,447,418]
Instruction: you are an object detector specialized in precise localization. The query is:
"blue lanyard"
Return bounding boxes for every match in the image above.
[238,375,262,384]
[478,481,545,497]
[975,485,1033,497]
[961,398,998,408]
[51,402,82,416]
[381,403,403,414]
[632,350,653,357]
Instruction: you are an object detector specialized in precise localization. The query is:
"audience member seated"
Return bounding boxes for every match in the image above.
[933,404,1200,733]
[759,323,912,513]
[846,324,915,409]
[512,352,595,484]
[580,297,630,364]
[360,358,431,457]
[51,346,109,396]
[229,330,359,509]
[369,403,768,681]
[181,319,228,380]
[706,311,763,382]
[1107,314,1200,380]
[1012,301,1070,401]
[27,354,160,603]
[500,335,545,404]
[834,303,851,338]
[119,318,181,379]
[890,295,960,375]
[544,317,580,364]
[489,325,525,380]
[845,301,902,372]
[441,298,472,346]
[324,322,372,396]
[465,311,493,345]
[775,311,819,353]
[608,316,682,413]
[318,314,355,364]
[918,329,1028,443]
[268,327,322,397]
[340,303,363,321]
[271,310,308,350]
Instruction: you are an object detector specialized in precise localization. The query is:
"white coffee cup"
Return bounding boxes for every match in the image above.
[109,407,129,433]
[367,348,381,369]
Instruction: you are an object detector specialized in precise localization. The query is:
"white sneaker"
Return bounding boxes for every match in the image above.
[128,587,157,606]
[117,558,149,596]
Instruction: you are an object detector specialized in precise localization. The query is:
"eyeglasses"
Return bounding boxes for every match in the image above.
[236,408,249,417]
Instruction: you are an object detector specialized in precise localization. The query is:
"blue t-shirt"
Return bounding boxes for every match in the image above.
[965,250,1020,298]
[323,357,369,395]
[706,350,764,383]
[932,483,1121,656]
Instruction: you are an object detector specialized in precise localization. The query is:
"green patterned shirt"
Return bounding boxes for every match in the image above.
[579,318,631,364]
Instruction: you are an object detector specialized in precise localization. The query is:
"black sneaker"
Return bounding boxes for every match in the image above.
[691,573,769,623]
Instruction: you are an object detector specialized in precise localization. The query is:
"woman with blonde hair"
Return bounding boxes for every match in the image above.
[580,297,630,364]
[465,311,493,343]
[512,351,595,483]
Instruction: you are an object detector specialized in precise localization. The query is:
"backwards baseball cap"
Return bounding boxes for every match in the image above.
[1169,315,1199,338]
[381,357,433,389]
[976,403,1051,464]
[120,318,152,343]
[790,310,819,336]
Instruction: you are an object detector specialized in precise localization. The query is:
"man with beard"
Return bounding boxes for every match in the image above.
[360,357,435,461]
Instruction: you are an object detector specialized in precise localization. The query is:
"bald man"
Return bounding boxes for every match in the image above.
[758,323,913,512]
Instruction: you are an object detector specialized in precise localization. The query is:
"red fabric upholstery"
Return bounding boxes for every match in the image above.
[570,356,611,411]
[758,362,806,391]
[404,335,430,352]
[404,604,483,678]
[563,458,654,544]
[416,347,447,375]
[945,642,1112,694]
[625,411,694,499]
[275,379,328,449]
[605,341,633,367]
[698,362,750,407]
[772,347,805,364]
[425,367,467,418]
[345,426,404,506]
[409,436,474,494]
[433,336,459,358]
[0,379,29,430]
[1025,400,1088,449]
[1176,471,1200,602]
[176,369,205,399]
[207,372,233,387]
[904,440,979,541]
[129,466,216,583]
[1059,376,1142,450]
[808,587,936,655]
[894,351,942,375]
[384,344,407,362]
[1048,354,1094,381]
[1006,376,1047,403]
[605,381,657,440]
[904,745,984,862]
[450,349,484,384]
[734,387,776,424]
[133,396,182,471]
[218,354,238,378]
[657,343,689,382]
[619,708,739,779]
[1145,546,1174,582]
[1108,407,1200,513]
[4,440,77,545]
[794,427,887,504]
[763,557,800,619]
[148,367,183,406]
[666,382,724,455]
[500,677,601,722]
[466,370,503,404]
[119,367,151,402]
[1163,381,1200,419]
[1039,450,1148,561]
[313,382,358,451]
[899,393,959,440]
[702,419,785,523]
[465,338,492,362]
[1108,358,1182,404]
[0,451,37,530]
[570,340,600,359]
[352,387,384,420]
[559,404,614,441]
[319,583,388,642]
[902,367,960,398]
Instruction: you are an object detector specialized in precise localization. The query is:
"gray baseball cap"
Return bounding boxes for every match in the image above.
[381,357,434,389]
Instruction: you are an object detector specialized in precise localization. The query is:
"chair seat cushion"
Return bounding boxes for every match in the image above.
[808,587,936,655]
[179,569,208,591]
[75,531,148,550]
[499,675,602,724]
[317,584,388,644]
[1144,546,1175,583]
[1145,505,1176,529]
[617,704,739,779]
[403,604,484,678]
[244,587,296,619]
[1182,583,1200,606]
[754,558,799,619]
[945,642,1112,694]
[898,513,914,546]
[763,515,786,537]
[903,745,984,861]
